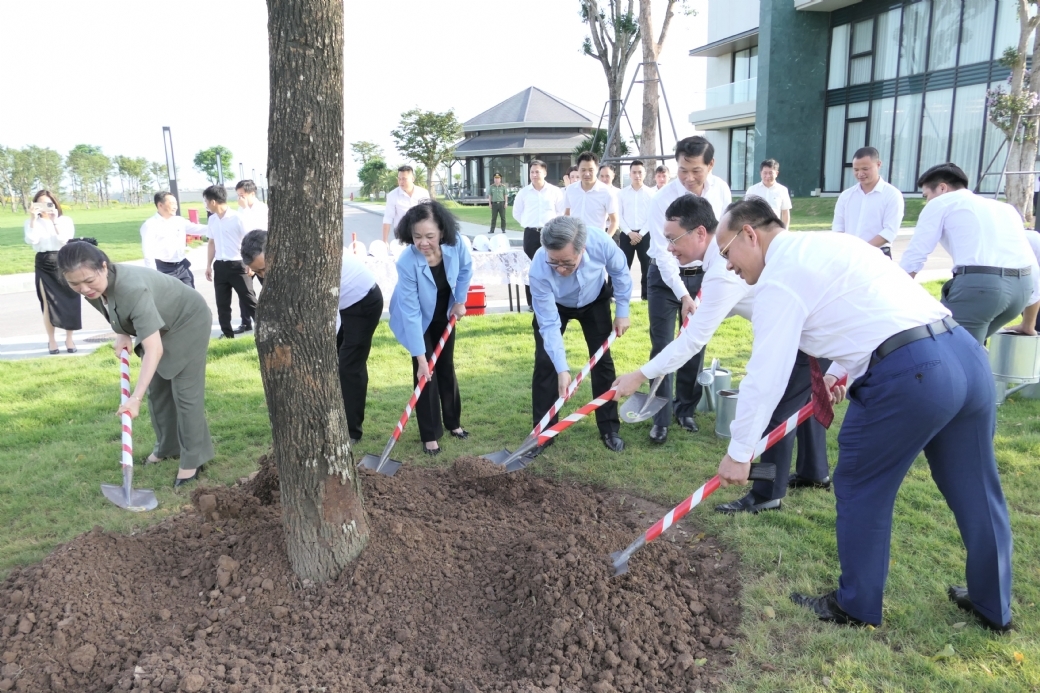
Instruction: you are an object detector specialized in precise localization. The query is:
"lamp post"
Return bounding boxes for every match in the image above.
[161,126,181,216]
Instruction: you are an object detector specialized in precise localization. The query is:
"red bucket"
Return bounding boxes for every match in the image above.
[466,285,486,316]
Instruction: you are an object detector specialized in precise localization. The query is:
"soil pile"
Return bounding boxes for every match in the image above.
[0,456,742,692]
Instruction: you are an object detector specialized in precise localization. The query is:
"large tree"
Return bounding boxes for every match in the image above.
[0,147,16,212]
[637,0,689,158]
[259,0,370,582]
[193,145,234,184]
[391,108,462,194]
[350,140,384,165]
[580,0,640,160]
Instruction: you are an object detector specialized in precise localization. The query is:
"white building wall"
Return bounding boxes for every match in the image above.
[707,0,760,44]
[706,55,732,90]
[703,130,730,183]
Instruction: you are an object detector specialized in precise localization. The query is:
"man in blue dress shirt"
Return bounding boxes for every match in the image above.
[529,215,632,453]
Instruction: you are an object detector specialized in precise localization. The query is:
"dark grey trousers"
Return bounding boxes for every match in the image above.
[647,262,705,427]
[941,271,1032,345]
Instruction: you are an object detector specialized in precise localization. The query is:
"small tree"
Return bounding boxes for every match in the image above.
[31,147,65,196]
[193,145,234,184]
[357,158,389,196]
[0,147,16,212]
[350,140,384,165]
[580,0,641,160]
[391,108,462,194]
[147,161,169,193]
[10,149,36,211]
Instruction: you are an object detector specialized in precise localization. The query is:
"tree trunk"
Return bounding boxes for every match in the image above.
[259,0,370,582]
[427,168,435,198]
[638,0,658,158]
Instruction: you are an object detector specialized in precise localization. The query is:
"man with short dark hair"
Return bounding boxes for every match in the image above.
[140,191,208,287]
[617,159,654,300]
[654,165,669,190]
[529,215,632,453]
[235,179,268,232]
[242,230,383,444]
[644,136,733,436]
[203,185,256,337]
[488,173,508,233]
[565,165,580,187]
[745,159,792,228]
[381,166,430,243]
[900,163,1039,345]
[833,147,904,256]
[564,152,618,237]
[513,160,565,308]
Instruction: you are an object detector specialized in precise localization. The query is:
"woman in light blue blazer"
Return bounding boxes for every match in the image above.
[389,201,473,455]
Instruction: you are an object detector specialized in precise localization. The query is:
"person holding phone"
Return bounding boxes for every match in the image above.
[23,190,82,354]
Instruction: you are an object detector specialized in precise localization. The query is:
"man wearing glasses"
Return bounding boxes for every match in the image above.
[613,195,832,513]
[528,215,632,454]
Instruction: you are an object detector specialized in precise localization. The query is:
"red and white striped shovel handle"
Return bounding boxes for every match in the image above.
[390,316,458,442]
[534,386,618,445]
[531,329,618,437]
[119,348,133,467]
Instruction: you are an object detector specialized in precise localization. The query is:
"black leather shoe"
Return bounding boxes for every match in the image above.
[449,429,469,440]
[233,323,253,334]
[174,466,203,488]
[948,586,1011,633]
[601,433,625,452]
[649,425,668,444]
[788,474,831,490]
[218,333,234,340]
[423,445,441,457]
[677,416,698,433]
[790,590,872,626]
[715,492,781,514]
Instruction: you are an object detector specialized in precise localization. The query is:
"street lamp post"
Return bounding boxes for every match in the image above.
[162,126,181,216]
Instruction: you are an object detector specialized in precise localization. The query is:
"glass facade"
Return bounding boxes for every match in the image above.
[730,126,756,192]
[822,0,1015,192]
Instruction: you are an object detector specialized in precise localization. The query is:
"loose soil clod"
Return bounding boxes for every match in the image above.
[0,455,741,692]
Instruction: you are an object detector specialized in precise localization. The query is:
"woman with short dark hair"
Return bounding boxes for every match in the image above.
[388,201,473,455]
[58,241,215,487]
[24,190,82,354]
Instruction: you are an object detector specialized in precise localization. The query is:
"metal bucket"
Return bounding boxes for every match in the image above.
[696,368,732,413]
[988,332,1040,384]
[714,389,739,439]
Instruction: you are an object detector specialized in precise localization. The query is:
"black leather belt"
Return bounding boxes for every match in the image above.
[649,258,703,275]
[953,265,1032,277]
[870,317,958,366]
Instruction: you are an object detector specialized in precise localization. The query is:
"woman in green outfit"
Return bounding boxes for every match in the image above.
[58,240,215,487]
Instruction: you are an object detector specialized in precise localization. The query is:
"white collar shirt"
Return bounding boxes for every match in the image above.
[335,254,378,331]
[647,176,732,300]
[726,231,949,462]
[382,186,431,233]
[208,208,249,262]
[140,213,208,268]
[564,179,618,233]
[744,182,792,218]
[24,216,75,253]
[641,235,754,380]
[238,200,269,232]
[512,182,564,229]
[832,177,904,244]
[618,184,656,232]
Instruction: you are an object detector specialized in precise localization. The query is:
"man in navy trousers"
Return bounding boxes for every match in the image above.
[712,197,1013,632]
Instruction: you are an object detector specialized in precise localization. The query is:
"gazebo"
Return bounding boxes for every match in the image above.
[451,87,597,202]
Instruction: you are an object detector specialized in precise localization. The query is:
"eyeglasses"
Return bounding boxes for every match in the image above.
[545,258,578,270]
[665,229,693,247]
[718,232,738,260]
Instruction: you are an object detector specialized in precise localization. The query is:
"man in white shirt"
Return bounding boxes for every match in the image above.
[644,135,733,436]
[617,159,655,300]
[203,185,257,338]
[613,195,830,509]
[242,230,383,444]
[513,159,565,308]
[900,163,1038,345]
[744,159,792,228]
[140,191,208,287]
[653,165,670,191]
[381,166,431,242]
[564,152,618,237]
[598,164,621,236]
[235,180,268,232]
[715,196,1012,632]
[832,146,904,257]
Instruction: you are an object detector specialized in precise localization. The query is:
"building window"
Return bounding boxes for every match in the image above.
[730,126,756,192]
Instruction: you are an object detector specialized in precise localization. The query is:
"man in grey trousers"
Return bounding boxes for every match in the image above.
[900,163,1039,345]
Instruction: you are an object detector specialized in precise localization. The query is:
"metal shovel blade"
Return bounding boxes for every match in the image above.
[609,550,631,576]
[358,453,401,477]
[620,376,668,423]
[100,465,157,512]
[480,448,513,465]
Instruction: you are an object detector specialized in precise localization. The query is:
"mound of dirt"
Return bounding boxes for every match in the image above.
[0,455,741,692]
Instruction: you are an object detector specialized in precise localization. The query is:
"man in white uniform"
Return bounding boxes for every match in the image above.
[203,185,256,337]
[832,146,904,257]
[513,159,565,308]
[744,159,792,228]
[235,180,268,232]
[140,191,209,287]
[564,152,618,237]
[617,160,656,300]
[381,166,431,242]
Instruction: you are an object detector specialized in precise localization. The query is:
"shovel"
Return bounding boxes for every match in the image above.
[100,348,158,512]
[483,328,620,465]
[619,375,667,423]
[359,316,457,476]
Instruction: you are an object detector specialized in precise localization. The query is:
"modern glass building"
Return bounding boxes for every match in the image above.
[688,0,1023,196]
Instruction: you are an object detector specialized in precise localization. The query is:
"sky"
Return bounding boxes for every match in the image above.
[0,0,707,190]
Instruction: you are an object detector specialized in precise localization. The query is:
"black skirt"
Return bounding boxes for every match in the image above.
[34,251,82,330]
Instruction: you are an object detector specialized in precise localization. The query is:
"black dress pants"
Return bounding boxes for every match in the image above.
[213,259,257,337]
[647,262,704,427]
[751,352,832,501]
[617,232,651,300]
[531,282,619,436]
[336,285,383,441]
[490,201,506,232]
[155,259,195,288]
[523,226,541,306]
[411,321,461,443]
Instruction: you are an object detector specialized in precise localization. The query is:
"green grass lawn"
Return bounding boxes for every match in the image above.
[0,203,208,276]
[1,281,1038,690]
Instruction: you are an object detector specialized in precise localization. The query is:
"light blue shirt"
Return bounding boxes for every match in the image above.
[389,242,473,357]
[529,228,631,373]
